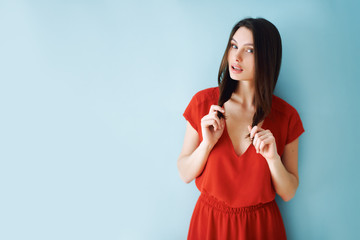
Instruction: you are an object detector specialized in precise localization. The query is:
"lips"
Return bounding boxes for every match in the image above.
[230,64,243,73]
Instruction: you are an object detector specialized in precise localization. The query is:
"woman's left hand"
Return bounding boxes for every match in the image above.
[248,125,279,162]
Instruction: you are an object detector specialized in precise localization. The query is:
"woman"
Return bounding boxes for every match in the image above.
[177,17,305,239]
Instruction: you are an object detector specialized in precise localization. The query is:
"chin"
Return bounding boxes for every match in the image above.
[229,73,252,82]
[230,76,252,82]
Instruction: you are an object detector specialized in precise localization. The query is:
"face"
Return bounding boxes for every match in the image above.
[227,27,255,82]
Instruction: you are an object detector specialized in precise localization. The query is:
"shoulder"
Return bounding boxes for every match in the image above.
[271,95,300,117]
[269,95,305,153]
[192,86,219,104]
[183,87,219,136]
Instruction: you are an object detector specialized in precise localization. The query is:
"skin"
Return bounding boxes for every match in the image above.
[177,27,300,202]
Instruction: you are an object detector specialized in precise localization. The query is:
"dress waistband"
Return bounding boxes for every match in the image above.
[198,192,276,214]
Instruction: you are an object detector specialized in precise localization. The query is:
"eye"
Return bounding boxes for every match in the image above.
[231,44,238,49]
[246,48,254,53]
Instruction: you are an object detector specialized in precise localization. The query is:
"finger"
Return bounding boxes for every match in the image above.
[209,105,225,114]
[254,136,263,153]
[253,136,258,152]
[258,135,270,153]
[202,113,220,124]
[259,137,274,153]
[210,105,225,113]
[248,125,252,133]
[250,126,260,139]
[220,117,225,128]
[259,140,268,153]
[201,118,220,131]
[201,118,220,129]
[251,125,269,140]
[210,112,222,129]
[252,129,266,144]
[254,130,267,140]
[257,131,273,142]
[254,133,269,153]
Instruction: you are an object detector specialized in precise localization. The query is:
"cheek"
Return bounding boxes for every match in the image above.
[250,61,255,70]
[227,51,233,61]
[247,56,255,68]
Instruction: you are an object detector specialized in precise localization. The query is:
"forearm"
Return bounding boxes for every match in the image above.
[267,155,299,201]
[177,141,214,184]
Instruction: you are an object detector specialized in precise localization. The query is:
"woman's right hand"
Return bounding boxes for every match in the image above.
[200,105,226,148]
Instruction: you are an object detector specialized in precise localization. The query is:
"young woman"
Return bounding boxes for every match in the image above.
[177,18,305,239]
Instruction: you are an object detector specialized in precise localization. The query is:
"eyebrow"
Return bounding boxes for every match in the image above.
[231,38,254,46]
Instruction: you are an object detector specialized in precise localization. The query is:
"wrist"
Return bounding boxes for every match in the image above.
[266,154,281,165]
[200,140,214,152]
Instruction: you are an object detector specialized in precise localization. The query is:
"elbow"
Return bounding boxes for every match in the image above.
[281,177,299,202]
[177,158,194,184]
[281,193,295,202]
[178,168,194,184]
[179,174,193,184]
[180,174,192,184]
[184,178,193,184]
[280,186,298,202]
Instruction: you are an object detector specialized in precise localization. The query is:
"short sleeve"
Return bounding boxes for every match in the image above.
[183,94,200,133]
[286,107,305,144]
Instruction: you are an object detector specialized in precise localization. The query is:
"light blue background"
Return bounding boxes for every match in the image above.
[1,0,359,239]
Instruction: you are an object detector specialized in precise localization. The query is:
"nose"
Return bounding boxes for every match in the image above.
[235,51,242,62]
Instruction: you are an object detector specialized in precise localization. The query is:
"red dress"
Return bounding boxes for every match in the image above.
[183,87,305,240]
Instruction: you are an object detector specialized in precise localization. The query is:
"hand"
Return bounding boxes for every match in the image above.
[201,105,226,148]
[248,125,280,162]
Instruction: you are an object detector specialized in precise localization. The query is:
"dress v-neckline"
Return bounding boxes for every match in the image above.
[224,117,267,159]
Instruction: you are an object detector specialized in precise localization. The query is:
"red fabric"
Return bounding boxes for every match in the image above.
[183,87,305,239]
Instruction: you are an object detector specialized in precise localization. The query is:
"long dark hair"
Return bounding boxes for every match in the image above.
[217,17,282,139]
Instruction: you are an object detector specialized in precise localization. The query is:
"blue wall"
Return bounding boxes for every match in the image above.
[1,0,359,239]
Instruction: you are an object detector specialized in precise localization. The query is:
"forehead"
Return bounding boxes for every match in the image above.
[232,27,254,44]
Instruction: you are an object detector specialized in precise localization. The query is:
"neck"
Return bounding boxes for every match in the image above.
[231,81,256,109]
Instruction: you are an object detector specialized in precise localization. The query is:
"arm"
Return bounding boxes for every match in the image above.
[267,138,300,202]
[249,125,300,201]
[178,105,225,183]
[177,122,214,184]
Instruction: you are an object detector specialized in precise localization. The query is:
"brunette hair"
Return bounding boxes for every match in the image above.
[217,17,282,139]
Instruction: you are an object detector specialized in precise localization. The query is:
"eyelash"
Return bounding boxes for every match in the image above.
[231,44,254,53]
